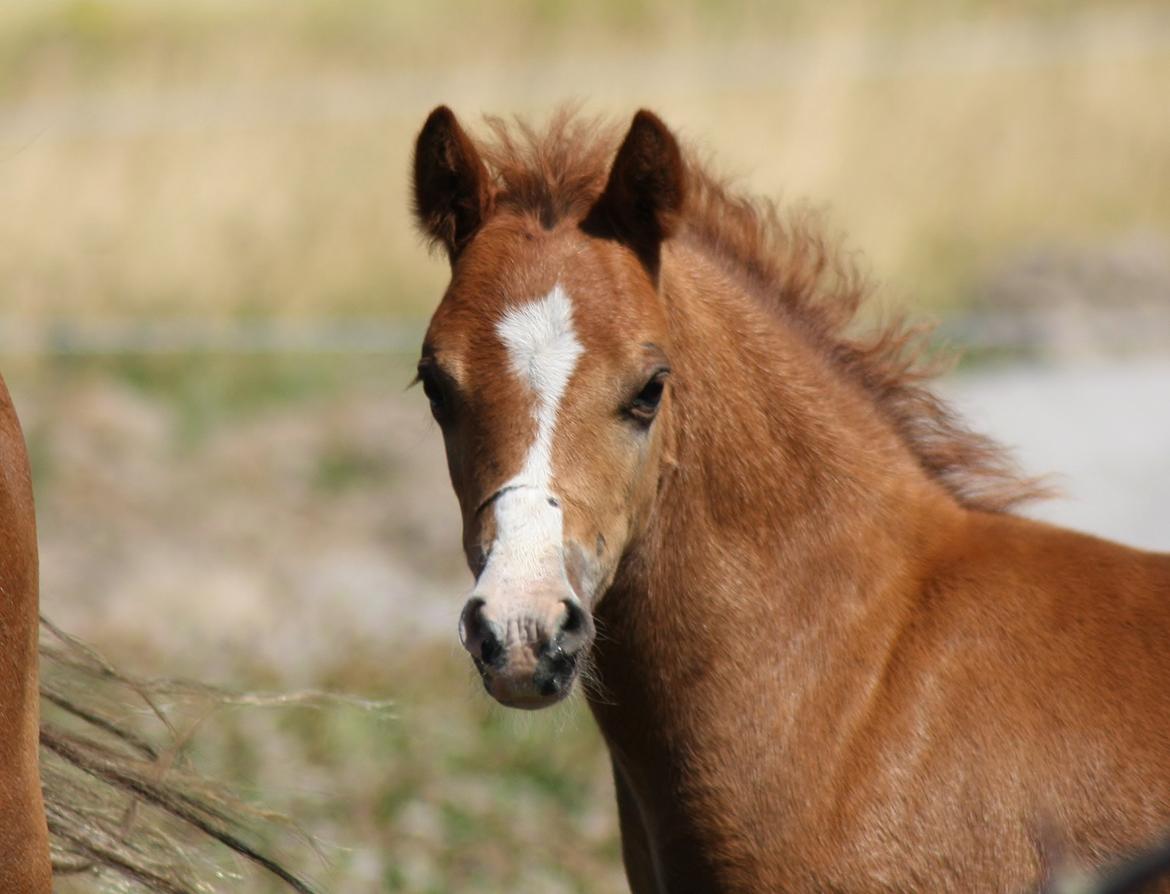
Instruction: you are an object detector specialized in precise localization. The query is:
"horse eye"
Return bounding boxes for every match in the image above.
[418,367,447,421]
[629,370,669,423]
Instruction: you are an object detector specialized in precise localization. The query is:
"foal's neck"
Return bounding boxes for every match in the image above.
[591,242,959,786]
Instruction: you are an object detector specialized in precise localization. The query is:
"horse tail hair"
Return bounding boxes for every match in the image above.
[38,616,326,894]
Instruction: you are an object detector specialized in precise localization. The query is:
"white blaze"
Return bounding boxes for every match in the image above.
[474,284,582,608]
[497,282,583,487]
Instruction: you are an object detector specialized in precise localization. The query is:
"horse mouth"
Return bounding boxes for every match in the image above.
[492,689,571,710]
[473,647,580,709]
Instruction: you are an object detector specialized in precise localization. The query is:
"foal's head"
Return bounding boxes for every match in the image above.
[413,107,684,708]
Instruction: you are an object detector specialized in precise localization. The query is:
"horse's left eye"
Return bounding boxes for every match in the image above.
[629,370,669,423]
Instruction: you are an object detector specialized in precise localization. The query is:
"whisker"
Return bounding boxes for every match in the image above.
[575,653,616,708]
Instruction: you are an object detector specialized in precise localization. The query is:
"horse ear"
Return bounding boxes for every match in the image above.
[585,109,686,276]
[412,106,493,262]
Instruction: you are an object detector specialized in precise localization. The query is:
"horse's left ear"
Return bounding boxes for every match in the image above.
[585,110,685,276]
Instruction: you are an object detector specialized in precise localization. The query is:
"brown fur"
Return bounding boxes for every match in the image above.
[415,108,1170,893]
[0,374,52,892]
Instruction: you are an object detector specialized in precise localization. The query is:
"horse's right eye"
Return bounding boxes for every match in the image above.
[418,366,447,422]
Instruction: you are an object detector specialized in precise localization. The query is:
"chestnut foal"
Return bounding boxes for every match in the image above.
[0,375,51,891]
[412,107,1170,892]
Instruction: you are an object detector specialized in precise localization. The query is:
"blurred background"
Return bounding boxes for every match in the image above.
[1,0,1167,890]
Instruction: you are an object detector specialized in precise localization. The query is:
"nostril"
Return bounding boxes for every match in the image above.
[561,600,585,634]
[459,597,485,646]
[480,632,501,667]
[460,598,503,668]
[556,598,591,650]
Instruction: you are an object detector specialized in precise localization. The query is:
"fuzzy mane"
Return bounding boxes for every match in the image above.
[475,108,1046,513]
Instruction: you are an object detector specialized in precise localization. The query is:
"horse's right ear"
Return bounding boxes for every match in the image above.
[412,106,493,263]
[584,110,686,277]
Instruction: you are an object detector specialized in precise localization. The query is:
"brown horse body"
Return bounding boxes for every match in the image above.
[589,247,1170,892]
[0,375,51,891]
[412,107,1170,892]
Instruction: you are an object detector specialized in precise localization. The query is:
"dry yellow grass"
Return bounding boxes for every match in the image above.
[0,1,1166,324]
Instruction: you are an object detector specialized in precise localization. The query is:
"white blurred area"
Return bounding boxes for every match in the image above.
[946,359,1170,553]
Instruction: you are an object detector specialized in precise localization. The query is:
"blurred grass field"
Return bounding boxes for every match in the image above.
[43,631,624,894]
[2,1,1169,891]
[1,0,1168,323]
